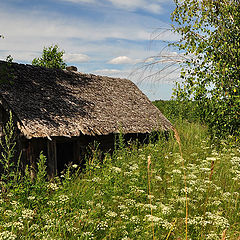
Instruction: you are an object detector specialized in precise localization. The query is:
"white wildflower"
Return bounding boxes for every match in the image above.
[12,222,24,231]
[155,176,162,181]
[206,232,220,240]
[29,224,39,231]
[80,209,88,215]
[130,177,138,182]
[2,222,12,228]
[211,200,222,207]
[5,210,16,217]
[27,196,36,201]
[159,203,172,215]
[125,199,136,206]
[131,216,140,224]
[188,173,197,180]
[86,200,94,206]
[96,221,108,231]
[206,212,229,229]
[231,156,240,165]
[58,195,69,203]
[203,146,210,150]
[47,201,56,206]
[180,187,193,194]
[162,219,172,230]
[142,204,157,210]
[22,209,35,220]
[47,183,59,191]
[105,210,117,218]
[111,166,122,173]
[96,203,105,210]
[92,177,101,183]
[121,237,131,240]
[188,216,203,226]
[136,189,145,194]
[10,201,19,209]
[200,167,211,172]
[206,157,217,161]
[0,231,17,240]
[129,164,138,171]
[82,232,94,239]
[124,172,133,176]
[172,169,182,174]
[233,191,239,197]
[72,164,78,168]
[147,195,155,200]
[118,204,127,210]
[120,214,129,220]
[41,213,50,220]
[222,192,231,200]
[144,215,162,223]
[191,153,198,156]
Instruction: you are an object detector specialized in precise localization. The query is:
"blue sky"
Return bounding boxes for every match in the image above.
[0,0,181,100]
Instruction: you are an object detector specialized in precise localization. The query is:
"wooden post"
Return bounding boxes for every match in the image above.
[47,139,57,178]
[26,140,37,181]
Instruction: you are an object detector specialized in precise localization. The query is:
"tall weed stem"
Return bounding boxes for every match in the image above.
[147,155,155,240]
[172,127,188,240]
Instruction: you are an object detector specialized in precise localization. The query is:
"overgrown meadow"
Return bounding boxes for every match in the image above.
[0,102,239,239]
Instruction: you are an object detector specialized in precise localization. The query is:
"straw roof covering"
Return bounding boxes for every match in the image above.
[0,61,172,139]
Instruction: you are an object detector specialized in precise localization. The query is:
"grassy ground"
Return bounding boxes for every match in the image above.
[0,108,239,239]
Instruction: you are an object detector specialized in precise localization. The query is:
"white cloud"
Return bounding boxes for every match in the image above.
[0,9,162,48]
[58,0,96,3]
[64,53,90,63]
[144,4,162,14]
[95,69,121,74]
[0,50,39,62]
[94,68,136,79]
[94,69,124,77]
[144,57,155,63]
[0,7,180,66]
[108,56,135,64]
[58,0,163,13]
[107,0,162,13]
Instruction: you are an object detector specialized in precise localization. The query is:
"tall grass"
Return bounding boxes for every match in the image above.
[0,106,239,239]
[153,100,200,124]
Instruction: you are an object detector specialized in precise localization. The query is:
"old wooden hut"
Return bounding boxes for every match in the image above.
[0,60,172,176]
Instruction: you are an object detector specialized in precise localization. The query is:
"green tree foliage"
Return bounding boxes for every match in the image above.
[171,0,240,138]
[0,55,14,85]
[32,44,67,69]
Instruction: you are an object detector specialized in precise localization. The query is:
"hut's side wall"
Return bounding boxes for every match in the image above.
[0,104,10,137]
[47,132,153,176]
[0,105,4,137]
[0,129,157,178]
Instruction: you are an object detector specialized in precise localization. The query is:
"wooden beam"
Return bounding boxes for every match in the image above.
[47,139,57,178]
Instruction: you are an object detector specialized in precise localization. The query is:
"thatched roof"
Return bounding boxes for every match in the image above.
[0,61,172,139]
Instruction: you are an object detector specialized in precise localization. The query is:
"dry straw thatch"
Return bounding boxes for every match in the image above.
[0,61,172,139]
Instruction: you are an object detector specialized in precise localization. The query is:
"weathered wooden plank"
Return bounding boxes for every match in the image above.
[47,139,57,178]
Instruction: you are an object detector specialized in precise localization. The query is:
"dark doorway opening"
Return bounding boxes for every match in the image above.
[56,141,74,174]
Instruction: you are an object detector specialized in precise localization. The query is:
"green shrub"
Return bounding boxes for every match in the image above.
[32,45,67,70]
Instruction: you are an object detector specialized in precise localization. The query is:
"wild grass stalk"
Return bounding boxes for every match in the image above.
[147,155,155,240]
[172,127,188,240]
[222,229,227,240]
